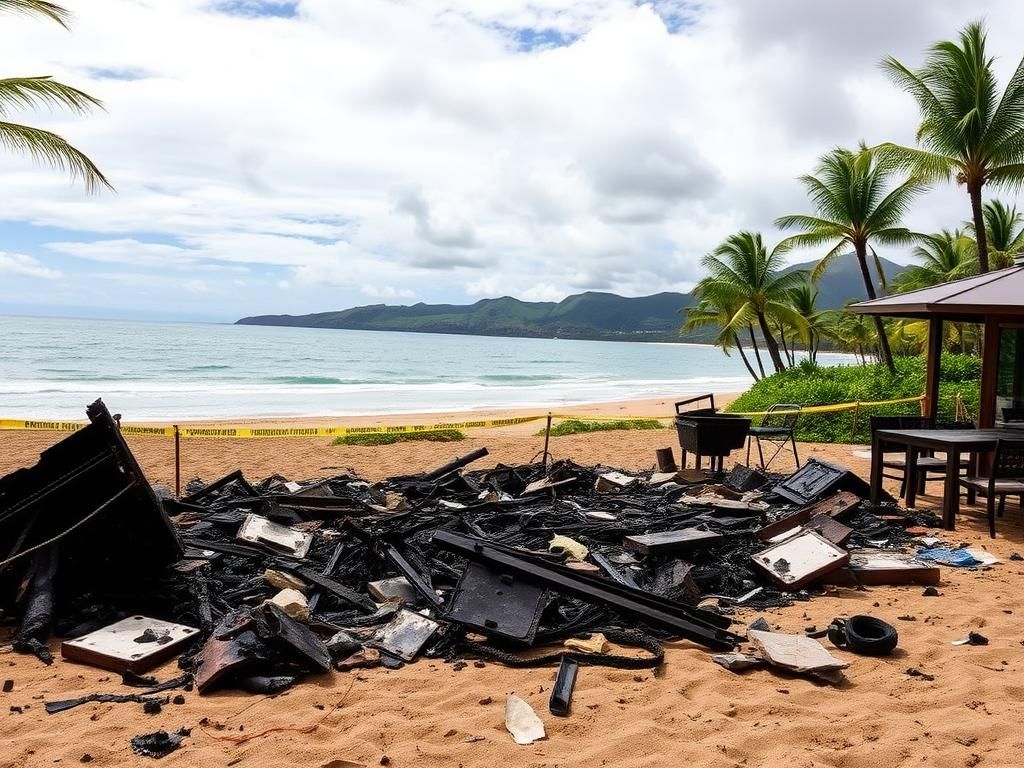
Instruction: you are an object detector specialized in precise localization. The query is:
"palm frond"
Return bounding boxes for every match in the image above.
[874,142,958,181]
[811,240,849,282]
[0,120,112,192]
[0,76,104,115]
[869,245,889,292]
[986,163,1024,191]
[0,0,70,27]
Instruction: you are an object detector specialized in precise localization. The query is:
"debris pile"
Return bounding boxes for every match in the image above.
[1,400,949,715]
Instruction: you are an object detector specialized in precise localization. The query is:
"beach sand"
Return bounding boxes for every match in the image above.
[2,397,1023,768]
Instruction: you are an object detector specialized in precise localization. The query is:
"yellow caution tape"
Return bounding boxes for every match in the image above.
[0,396,925,439]
[728,394,925,418]
[0,415,546,439]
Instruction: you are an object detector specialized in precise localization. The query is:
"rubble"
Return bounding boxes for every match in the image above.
[0,400,957,711]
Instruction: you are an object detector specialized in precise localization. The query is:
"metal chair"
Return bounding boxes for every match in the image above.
[746,404,801,470]
[959,439,1024,538]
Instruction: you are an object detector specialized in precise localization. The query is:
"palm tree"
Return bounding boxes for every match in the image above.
[833,308,877,365]
[776,144,925,371]
[880,21,1024,274]
[971,199,1024,269]
[0,0,111,192]
[787,281,832,363]
[894,229,978,291]
[682,299,761,381]
[693,231,807,374]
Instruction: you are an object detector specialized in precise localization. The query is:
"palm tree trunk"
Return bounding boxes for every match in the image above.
[970,181,990,273]
[748,325,766,379]
[756,312,786,373]
[776,322,793,366]
[854,241,895,371]
[734,338,759,381]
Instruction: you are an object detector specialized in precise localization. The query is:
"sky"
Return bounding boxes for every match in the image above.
[2,0,1024,322]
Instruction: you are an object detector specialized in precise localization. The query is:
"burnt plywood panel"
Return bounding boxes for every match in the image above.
[61,616,199,674]
[752,531,850,590]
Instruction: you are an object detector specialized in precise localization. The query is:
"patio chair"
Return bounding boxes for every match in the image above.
[746,404,801,470]
[1003,407,1024,425]
[870,416,972,501]
[959,439,1024,538]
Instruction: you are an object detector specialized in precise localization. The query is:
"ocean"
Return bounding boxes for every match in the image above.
[0,316,847,421]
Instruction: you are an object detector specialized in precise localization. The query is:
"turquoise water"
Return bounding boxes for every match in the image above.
[0,316,846,420]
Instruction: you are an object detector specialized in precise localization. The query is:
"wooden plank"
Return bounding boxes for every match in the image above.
[752,531,850,590]
[802,491,861,519]
[821,551,941,586]
[805,514,853,546]
[623,528,723,555]
[757,491,860,542]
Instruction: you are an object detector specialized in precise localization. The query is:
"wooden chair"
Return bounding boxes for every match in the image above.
[870,416,972,502]
[746,404,801,470]
[960,439,1024,538]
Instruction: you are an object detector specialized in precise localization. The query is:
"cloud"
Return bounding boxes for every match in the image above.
[361,284,415,300]
[3,0,1024,320]
[0,252,62,280]
[183,279,213,294]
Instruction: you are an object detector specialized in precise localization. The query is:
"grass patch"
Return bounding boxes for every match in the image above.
[726,355,981,444]
[333,429,466,446]
[541,418,667,437]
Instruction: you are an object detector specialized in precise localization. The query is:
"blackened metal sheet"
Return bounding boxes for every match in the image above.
[445,561,547,643]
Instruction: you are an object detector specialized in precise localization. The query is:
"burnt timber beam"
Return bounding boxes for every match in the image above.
[431,530,742,651]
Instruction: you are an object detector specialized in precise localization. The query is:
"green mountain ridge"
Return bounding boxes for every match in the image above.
[237,257,906,343]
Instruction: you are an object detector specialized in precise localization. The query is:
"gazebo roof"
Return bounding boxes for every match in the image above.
[849,264,1024,321]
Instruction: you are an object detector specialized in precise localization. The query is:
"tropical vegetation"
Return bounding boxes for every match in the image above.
[727,355,981,443]
[775,144,925,370]
[687,19,1024,406]
[0,0,111,191]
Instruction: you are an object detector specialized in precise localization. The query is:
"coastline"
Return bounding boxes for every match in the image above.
[1,394,739,432]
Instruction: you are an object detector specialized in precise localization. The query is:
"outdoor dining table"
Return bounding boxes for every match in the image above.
[870,428,1021,530]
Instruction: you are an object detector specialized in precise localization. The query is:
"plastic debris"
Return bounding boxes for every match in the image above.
[505,694,546,745]
[564,633,609,654]
[916,548,983,567]
[548,535,589,562]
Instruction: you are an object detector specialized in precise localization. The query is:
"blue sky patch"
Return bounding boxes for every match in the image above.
[211,0,299,19]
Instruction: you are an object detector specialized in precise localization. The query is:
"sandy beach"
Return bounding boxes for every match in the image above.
[2,396,1022,768]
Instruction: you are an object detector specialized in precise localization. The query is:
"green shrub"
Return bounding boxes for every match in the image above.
[333,429,465,446]
[542,418,667,437]
[726,354,980,443]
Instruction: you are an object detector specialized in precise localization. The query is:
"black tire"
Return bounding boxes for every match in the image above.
[833,615,898,656]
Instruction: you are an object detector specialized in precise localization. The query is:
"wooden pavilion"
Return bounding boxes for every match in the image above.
[850,263,1024,428]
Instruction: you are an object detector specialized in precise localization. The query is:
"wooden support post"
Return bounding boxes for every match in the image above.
[655,447,677,473]
[174,425,181,499]
[979,318,1001,429]
[924,317,943,421]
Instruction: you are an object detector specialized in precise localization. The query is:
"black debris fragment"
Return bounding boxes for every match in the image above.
[130,728,190,759]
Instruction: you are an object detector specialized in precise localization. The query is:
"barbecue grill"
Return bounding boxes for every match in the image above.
[673,394,751,472]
